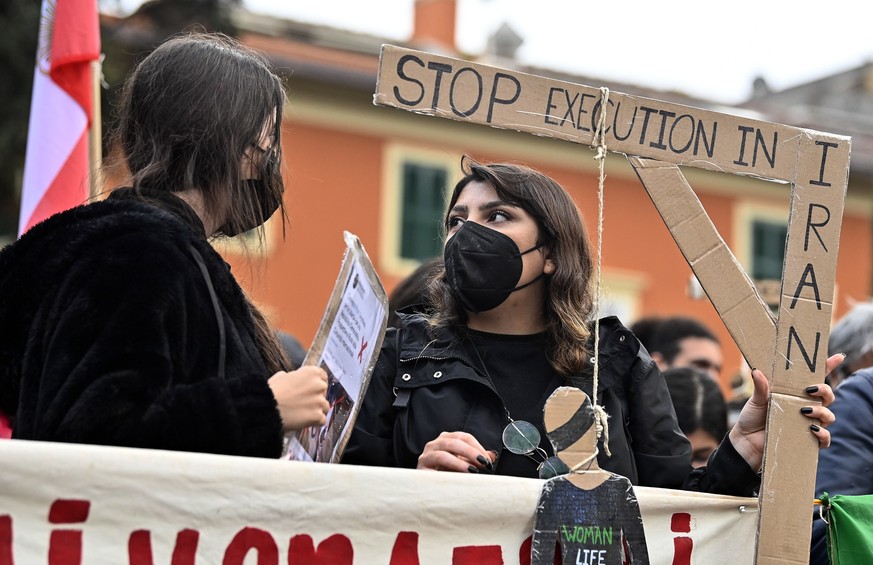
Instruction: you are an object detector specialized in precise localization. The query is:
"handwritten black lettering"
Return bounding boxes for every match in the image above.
[734,126,754,166]
[650,110,676,150]
[611,100,634,141]
[790,264,822,310]
[810,141,839,187]
[544,87,562,126]
[559,89,580,128]
[394,55,425,106]
[486,72,521,123]
[753,129,777,168]
[668,114,694,153]
[694,120,716,158]
[426,62,453,110]
[786,326,821,372]
[636,106,659,145]
[575,93,596,133]
[804,204,830,253]
[449,67,482,117]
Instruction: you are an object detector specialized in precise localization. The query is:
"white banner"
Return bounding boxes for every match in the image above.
[0,440,758,564]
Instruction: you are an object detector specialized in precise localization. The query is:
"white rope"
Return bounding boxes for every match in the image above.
[591,87,611,457]
[569,447,600,474]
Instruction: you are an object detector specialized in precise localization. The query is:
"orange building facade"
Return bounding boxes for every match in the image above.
[220,9,873,395]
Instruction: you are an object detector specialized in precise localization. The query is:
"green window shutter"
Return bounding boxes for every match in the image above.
[751,220,788,280]
[400,162,446,261]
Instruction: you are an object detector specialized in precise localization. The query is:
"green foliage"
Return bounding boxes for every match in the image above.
[0,0,40,240]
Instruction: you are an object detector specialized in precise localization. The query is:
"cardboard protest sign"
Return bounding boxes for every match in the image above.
[0,439,757,564]
[374,45,850,564]
[375,45,827,183]
[285,231,388,463]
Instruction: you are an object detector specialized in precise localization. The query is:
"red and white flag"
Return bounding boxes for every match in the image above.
[19,0,100,237]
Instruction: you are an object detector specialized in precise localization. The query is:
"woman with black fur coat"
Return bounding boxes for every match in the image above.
[0,33,329,457]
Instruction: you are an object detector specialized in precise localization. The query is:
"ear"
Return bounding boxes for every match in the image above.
[543,258,556,275]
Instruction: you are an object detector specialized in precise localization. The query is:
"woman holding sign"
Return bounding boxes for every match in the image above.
[0,33,328,455]
[344,157,838,492]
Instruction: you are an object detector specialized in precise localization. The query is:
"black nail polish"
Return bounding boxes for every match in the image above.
[467,465,479,474]
[477,455,493,470]
[801,407,814,415]
[810,424,821,432]
[805,386,819,394]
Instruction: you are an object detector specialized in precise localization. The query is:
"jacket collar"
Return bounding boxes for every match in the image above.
[396,314,639,392]
[397,314,475,364]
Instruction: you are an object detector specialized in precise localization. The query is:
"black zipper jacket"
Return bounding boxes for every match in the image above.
[344,314,759,495]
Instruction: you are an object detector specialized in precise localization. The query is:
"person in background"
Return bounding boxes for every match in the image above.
[0,33,329,455]
[344,157,837,495]
[386,257,442,328]
[630,315,723,382]
[824,300,873,389]
[809,363,869,565]
[663,367,729,468]
[278,330,308,369]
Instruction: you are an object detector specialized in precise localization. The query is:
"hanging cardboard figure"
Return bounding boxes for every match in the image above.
[531,387,649,565]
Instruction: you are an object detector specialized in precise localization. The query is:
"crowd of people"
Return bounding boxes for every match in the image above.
[1,31,870,563]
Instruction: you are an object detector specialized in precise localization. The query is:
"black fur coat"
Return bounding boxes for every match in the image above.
[0,189,283,457]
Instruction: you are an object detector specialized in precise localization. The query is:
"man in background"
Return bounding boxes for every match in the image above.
[630,316,723,382]
[826,300,873,389]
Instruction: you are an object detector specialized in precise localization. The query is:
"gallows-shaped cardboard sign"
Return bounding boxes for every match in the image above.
[373,44,850,564]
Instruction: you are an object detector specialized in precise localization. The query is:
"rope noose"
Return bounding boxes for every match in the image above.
[591,87,611,457]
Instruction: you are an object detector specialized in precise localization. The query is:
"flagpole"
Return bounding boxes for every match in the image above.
[89,57,102,200]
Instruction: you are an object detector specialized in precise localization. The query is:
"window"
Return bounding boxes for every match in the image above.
[399,162,447,262]
[733,200,790,284]
[380,145,457,275]
[601,269,649,325]
[751,219,787,280]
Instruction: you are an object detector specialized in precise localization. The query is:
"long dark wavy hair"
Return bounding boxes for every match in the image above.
[428,156,596,376]
[113,32,289,372]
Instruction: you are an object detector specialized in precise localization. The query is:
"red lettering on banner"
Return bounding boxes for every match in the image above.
[519,536,531,565]
[518,536,561,565]
[171,530,200,565]
[389,531,420,565]
[129,531,154,564]
[224,527,278,565]
[48,499,91,565]
[670,512,693,565]
[287,534,353,564]
[453,545,503,564]
[128,529,200,565]
[0,516,12,565]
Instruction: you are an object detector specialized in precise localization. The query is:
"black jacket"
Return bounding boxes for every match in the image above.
[344,314,759,495]
[0,189,283,457]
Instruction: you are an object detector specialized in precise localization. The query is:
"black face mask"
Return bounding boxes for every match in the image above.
[443,220,546,313]
[221,150,283,237]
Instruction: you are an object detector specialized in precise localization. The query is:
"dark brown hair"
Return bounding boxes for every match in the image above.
[114,32,289,372]
[664,367,728,441]
[116,32,287,237]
